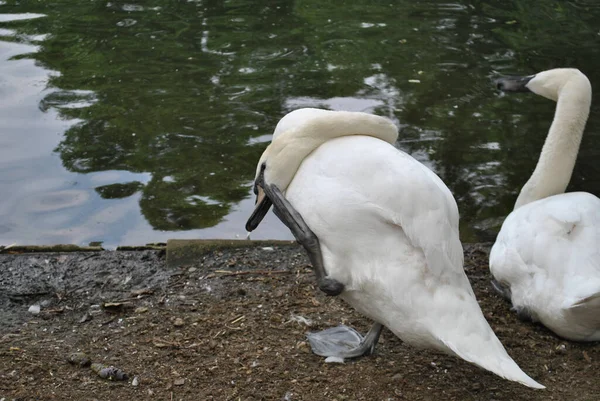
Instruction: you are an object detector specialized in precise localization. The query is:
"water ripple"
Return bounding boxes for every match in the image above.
[0,13,45,22]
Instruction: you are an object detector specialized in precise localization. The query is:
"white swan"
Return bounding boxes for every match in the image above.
[246,108,544,389]
[490,68,600,341]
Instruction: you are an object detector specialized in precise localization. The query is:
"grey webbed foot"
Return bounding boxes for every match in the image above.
[491,279,512,301]
[513,305,533,322]
[266,184,344,296]
[492,279,532,321]
[306,323,383,359]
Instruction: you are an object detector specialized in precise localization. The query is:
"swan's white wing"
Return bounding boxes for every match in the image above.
[491,192,600,313]
[388,159,470,286]
[369,151,474,293]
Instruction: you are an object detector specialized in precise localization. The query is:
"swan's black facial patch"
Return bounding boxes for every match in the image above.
[253,163,267,195]
[246,164,272,232]
[495,75,534,93]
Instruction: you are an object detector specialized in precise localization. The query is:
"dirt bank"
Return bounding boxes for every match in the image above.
[0,243,598,400]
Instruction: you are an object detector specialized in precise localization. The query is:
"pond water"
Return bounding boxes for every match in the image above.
[1,0,600,248]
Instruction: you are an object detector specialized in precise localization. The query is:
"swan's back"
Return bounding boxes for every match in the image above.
[286,135,469,293]
[490,191,600,340]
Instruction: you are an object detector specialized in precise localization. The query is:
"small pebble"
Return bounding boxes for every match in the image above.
[91,363,128,381]
[296,341,310,353]
[173,318,184,327]
[583,351,592,363]
[67,352,91,368]
[28,305,40,315]
[79,313,92,323]
[132,376,139,386]
[174,378,185,386]
[324,356,344,364]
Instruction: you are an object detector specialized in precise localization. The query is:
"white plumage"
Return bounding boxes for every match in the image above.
[491,192,600,340]
[252,108,543,388]
[490,68,600,341]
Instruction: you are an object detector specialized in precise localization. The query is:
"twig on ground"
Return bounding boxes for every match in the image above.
[214,270,290,277]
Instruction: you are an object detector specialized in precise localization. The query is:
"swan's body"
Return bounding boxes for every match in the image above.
[490,68,600,341]
[491,192,600,340]
[248,108,543,388]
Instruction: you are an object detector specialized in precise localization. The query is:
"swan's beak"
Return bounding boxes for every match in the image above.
[495,75,534,93]
[246,170,273,232]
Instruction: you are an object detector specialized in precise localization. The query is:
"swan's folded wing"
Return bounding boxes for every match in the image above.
[565,291,600,336]
[376,156,472,290]
[492,192,600,299]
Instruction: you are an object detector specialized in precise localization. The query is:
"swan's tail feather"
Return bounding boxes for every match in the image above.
[441,339,545,389]
[567,291,600,328]
[570,291,600,308]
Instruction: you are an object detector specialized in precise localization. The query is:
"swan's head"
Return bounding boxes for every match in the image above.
[245,108,398,231]
[244,135,298,232]
[496,68,590,102]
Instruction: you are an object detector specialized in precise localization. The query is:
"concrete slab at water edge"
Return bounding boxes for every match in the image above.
[165,239,296,268]
[0,240,299,331]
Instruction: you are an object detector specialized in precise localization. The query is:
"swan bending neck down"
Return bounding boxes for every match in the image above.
[491,68,600,341]
[247,108,544,389]
[247,108,398,228]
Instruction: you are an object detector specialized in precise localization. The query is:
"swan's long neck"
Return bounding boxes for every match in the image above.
[264,111,398,191]
[514,77,591,209]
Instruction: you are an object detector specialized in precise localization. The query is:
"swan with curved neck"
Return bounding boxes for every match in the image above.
[247,108,544,388]
[491,68,600,341]
[246,108,397,231]
[502,68,592,209]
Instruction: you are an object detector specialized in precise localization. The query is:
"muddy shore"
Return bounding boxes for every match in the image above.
[0,242,598,400]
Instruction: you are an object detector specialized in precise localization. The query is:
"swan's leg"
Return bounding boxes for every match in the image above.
[265,183,344,296]
[307,322,384,359]
[513,306,533,322]
[491,279,512,301]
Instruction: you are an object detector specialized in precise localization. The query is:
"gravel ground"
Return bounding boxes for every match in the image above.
[0,244,598,400]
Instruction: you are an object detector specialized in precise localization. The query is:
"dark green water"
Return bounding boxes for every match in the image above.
[1,0,600,247]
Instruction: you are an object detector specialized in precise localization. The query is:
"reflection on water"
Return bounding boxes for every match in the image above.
[0,0,600,247]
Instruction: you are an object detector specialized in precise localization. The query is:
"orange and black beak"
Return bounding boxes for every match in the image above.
[245,166,272,232]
